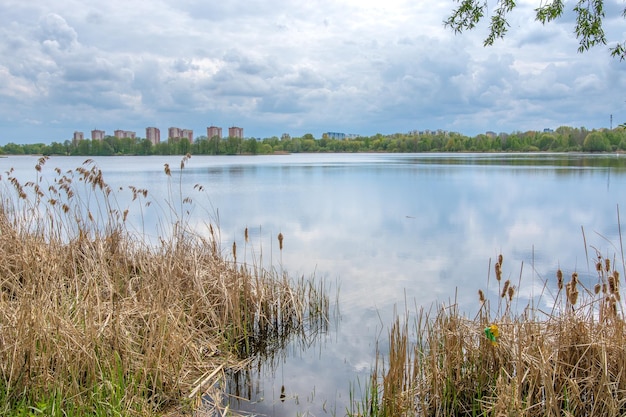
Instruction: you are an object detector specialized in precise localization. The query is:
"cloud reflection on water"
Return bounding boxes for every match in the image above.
[4,153,626,416]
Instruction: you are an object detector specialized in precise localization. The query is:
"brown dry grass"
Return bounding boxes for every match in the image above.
[0,156,328,416]
[353,253,626,417]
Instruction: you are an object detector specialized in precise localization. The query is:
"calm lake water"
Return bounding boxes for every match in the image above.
[3,153,626,415]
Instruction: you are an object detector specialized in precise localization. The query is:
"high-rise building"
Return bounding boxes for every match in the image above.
[73,131,84,142]
[146,127,160,145]
[168,127,193,141]
[181,129,193,142]
[228,126,244,138]
[207,126,222,139]
[114,130,136,139]
[91,129,105,141]
[168,127,182,140]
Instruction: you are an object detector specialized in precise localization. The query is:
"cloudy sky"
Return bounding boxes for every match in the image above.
[0,0,625,144]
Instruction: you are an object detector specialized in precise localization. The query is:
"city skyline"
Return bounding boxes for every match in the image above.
[71,125,245,145]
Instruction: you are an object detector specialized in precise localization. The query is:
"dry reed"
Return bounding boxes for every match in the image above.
[0,157,329,416]
[351,251,626,416]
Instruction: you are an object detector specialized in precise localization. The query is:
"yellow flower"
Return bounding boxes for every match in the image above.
[490,324,499,338]
[484,324,499,347]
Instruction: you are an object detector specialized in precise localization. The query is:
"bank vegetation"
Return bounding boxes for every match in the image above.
[351,252,626,416]
[2,125,626,156]
[0,156,329,416]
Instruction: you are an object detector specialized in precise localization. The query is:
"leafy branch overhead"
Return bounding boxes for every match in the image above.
[445,0,626,60]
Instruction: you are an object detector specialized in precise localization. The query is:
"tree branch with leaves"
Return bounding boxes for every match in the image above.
[445,0,626,60]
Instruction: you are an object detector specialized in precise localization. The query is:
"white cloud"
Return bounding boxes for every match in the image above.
[0,0,624,143]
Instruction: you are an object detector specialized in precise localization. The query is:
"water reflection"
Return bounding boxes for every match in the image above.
[224,305,334,415]
[3,153,626,416]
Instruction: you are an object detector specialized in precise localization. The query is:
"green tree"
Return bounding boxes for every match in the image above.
[445,0,626,60]
[119,137,135,154]
[302,139,318,152]
[222,136,240,154]
[155,142,170,155]
[263,137,282,153]
[606,130,622,149]
[137,139,153,155]
[76,139,91,155]
[242,138,259,154]
[46,142,67,155]
[179,138,191,155]
[538,133,556,151]
[103,136,121,154]
[290,138,302,153]
[319,136,330,150]
[2,143,25,155]
[582,131,611,152]
[208,136,220,155]
[417,137,433,152]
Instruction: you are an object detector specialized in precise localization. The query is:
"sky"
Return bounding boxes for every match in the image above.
[0,0,625,145]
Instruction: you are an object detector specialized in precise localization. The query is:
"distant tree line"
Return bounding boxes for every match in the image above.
[2,126,626,156]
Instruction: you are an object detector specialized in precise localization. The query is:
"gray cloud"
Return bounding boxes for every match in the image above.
[38,13,78,50]
[0,0,624,144]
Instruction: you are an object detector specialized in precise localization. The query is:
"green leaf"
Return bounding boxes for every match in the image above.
[535,0,565,23]
[444,0,486,33]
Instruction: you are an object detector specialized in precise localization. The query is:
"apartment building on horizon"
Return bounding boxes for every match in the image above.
[76,124,245,142]
[168,127,193,142]
[207,126,222,139]
[114,130,136,139]
[146,127,160,145]
[91,129,105,141]
[228,126,244,139]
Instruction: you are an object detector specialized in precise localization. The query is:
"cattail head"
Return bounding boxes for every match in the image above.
[508,285,515,302]
[607,296,618,316]
[609,274,617,294]
[244,227,249,243]
[594,283,602,295]
[571,272,578,286]
[278,232,284,251]
[596,261,602,272]
[478,289,486,304]
[557,269,563,290]
[501,280,510,298]
[164,163,171,176]
[495,262,502,281]
[605,258,611,272]
[498,254,503,267]
[566,282,579,305]
[232,241,237,262]
[181,154,191,169]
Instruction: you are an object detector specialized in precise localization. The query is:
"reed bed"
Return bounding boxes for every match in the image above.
[351,253,626,416]
[0,156,329,416]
